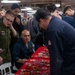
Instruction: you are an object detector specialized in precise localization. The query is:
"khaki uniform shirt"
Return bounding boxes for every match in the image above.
[0,21,11,62]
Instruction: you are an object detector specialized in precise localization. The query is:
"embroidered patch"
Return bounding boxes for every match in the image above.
[48,40,51,46]
[1,31,5,35]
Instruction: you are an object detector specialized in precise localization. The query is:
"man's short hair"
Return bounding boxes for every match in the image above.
[63,5,73,14]
[11,3,20,10]
[47,3,57,13]
[35,8,51,22]
[6,10,14,17]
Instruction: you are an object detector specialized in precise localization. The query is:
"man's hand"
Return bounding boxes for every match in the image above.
[17,58,28,64]
[0,48,4,54]
[0,56,3,65]
[16,17,20,25]
[22,59,28,63]
[9,24,17,36]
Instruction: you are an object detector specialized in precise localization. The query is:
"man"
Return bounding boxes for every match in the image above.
[27,17,44,50]
[27,18,40,43]
[10,3,25,35]
[0,8,6,18]
[46,3,75,28]
[0,10,17,63]
[10,3,25,69]
[63,5,75,19]
[35,8,75,75]
[10,3,25,49]
[13,30,34,72]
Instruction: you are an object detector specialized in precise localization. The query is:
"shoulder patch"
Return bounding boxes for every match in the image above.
[48,40,51,46]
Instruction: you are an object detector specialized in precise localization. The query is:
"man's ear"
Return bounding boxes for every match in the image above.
[39,18,43,23]
[55,10,59,14]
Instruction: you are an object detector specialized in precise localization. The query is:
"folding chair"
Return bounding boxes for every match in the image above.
[0,62,14,75]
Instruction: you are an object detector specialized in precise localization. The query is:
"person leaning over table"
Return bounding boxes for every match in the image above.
[12,30,34,72]
[35,7,75,75]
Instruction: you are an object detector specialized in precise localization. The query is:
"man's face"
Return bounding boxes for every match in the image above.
[65,9,73,16]
[11,8,20,17]
[1,10,6,17]
[3,14,14,27]
[38,18,50,30]
[21,31,30,43]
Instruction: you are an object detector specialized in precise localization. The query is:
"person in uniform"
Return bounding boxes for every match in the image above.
[0,10,17,62]
[63,5,75,19]
[46,3,75,28]
[35,8,75,75]
[12,30,34,72]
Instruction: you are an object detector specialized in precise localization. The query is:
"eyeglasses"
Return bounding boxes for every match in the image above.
[5,17,13,23]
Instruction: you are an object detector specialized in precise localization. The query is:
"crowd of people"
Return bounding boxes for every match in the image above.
[0,3,41,73]
[35,4,75,75]
[0,3,75,75]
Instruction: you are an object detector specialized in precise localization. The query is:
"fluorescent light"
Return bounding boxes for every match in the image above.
[21,7,33,11]
[27,10,37,14]
[1,1,21,3]
[27,10,36,13]
[55,3,60,7]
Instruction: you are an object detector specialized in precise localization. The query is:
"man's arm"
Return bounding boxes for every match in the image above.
[13,43,28,64]
[44,31,64,75]
[9,24,18,37]
[17,58,27,64]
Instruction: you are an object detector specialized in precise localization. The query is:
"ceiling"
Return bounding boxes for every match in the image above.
[62,0,75,8]
[0,0,75,9]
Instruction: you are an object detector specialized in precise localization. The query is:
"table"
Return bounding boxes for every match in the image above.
[15,46,50,75]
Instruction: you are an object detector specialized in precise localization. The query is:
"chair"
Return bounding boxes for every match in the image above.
[0,62,14,75]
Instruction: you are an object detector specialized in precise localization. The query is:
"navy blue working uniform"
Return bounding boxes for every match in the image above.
[72,13,75,19]
[62,15,75,28]
[13,38,34,69]
[44,16,75,75]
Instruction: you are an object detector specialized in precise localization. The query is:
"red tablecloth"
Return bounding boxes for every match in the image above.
[15,46,50,75]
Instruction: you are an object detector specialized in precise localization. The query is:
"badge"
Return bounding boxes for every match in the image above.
[1,31,5,35]
[48,40,51,46]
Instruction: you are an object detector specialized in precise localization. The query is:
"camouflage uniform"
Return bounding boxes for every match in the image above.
[0,21,11,62]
